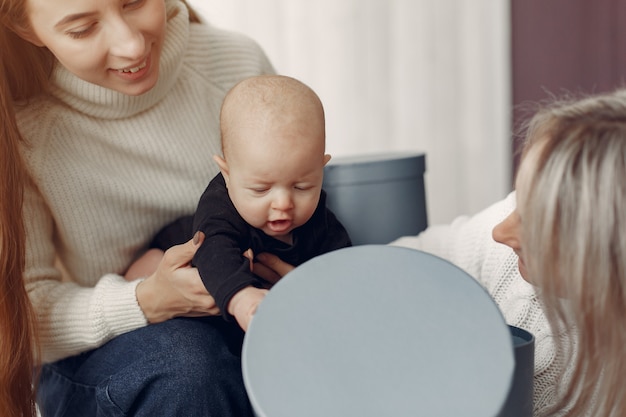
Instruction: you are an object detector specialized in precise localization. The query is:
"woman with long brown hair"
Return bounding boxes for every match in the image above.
[0,0,273,415]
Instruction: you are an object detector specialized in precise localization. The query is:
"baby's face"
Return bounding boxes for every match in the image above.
[223,121,330,244]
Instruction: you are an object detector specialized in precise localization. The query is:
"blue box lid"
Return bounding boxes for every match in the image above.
[323,152,426,186]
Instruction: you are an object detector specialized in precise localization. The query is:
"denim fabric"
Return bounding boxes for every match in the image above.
[37,317,253,417]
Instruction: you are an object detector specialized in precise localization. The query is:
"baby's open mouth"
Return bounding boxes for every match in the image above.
[268,219,292,232]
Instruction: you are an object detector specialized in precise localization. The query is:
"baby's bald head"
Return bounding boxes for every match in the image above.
[219,75,326,161]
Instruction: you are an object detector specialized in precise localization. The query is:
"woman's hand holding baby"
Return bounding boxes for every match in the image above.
[135,232,220,323]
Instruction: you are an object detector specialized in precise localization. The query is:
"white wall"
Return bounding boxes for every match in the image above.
[188,0,513,224]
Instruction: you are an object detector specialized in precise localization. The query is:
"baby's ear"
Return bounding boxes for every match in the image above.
[213,154,230,184]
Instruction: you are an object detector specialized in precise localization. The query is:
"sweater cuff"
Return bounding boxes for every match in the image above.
[95,274,148,339]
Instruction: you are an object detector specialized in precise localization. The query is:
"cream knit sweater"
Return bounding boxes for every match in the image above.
[16,2,274,363]
[391,192,567,417]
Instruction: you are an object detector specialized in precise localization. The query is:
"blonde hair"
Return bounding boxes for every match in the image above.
[517,90,626,417]
[0,1,199,415]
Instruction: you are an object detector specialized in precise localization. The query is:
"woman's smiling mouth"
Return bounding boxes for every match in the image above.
[116,59,147,74]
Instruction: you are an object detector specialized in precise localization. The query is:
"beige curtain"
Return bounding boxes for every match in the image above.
[190,0,512,224]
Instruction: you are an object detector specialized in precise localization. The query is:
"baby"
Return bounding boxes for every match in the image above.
[148,75,351,331]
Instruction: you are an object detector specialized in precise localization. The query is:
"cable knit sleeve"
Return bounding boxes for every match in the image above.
[390,192,516,276]
[390,192,567,416]
[23,182,147,364]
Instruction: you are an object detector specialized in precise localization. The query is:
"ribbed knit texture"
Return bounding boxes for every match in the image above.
[16,1,274,363]
[391,192,572,417]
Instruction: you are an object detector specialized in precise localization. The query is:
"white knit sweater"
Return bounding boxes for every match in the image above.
[16,1,274,363]
[391,192,566,417]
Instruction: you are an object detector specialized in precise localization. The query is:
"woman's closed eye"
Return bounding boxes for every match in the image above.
[124,0,147,10]
[66,23,97,39]
[65,0,146,39]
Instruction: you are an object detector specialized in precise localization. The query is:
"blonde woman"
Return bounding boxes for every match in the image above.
[391,90,626,416]
[491,90,626,416]
[259,89,626,416]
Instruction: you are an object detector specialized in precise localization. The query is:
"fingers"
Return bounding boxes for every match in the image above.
[256,252,295,277]
[243,248,254,271]
[136,231,221,323]
[252,262,281,285]
[162,231,205,269]
[183,302,221,317]
[245,249,282,284]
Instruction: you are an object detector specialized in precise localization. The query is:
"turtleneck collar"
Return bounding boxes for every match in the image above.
[49,1,189,119]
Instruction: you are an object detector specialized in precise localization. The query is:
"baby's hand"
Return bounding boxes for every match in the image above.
[228,286,268,331]
[125,248,165,281]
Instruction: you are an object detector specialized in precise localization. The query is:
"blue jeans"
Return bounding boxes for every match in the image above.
[37,317,253,417]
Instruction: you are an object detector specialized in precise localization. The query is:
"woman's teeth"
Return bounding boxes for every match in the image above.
[118,61,147,73]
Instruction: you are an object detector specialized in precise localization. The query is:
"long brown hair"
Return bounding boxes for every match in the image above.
[0,77,39,417]
[0,1,51,415]
[0,1,201,415]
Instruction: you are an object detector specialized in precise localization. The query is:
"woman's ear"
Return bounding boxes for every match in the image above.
[323,154,332,166]
[213,154,230,186]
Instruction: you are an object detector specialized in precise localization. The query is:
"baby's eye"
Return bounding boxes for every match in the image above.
[250,188,270,194]
[294,185,313,191]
